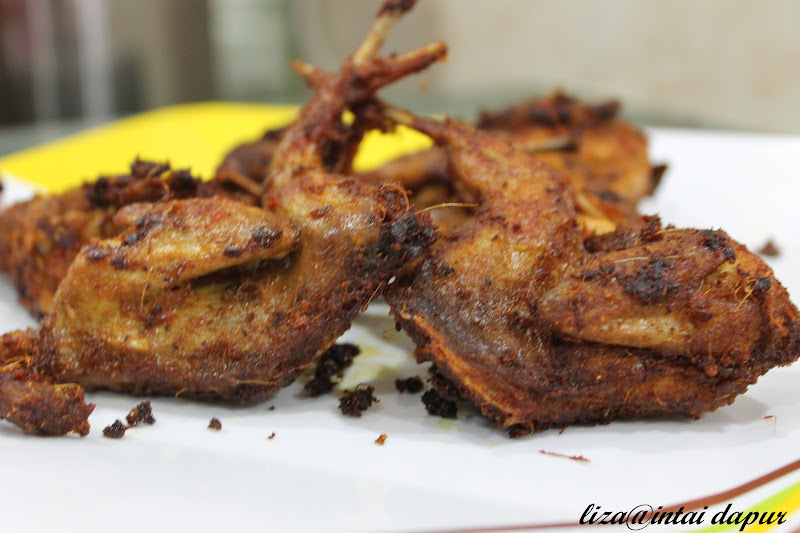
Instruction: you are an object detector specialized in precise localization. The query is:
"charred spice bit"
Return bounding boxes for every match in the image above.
[375,434,388,446]
[305,343,360,397]
[539,450,590,463]
[268,405,275,411]
[621,257,678,304]
[251,227,281,247]
[339,384,379,417]
[758,240,781,258]
[86,246,110,262]
[421,389,457,419]
[208,417,222,430]
[267,432,276,440]
[304,375,335,397]
[109,253,129,270]
[395,376,424,394]
[701,229,736,262]
[102,420,128,439]
[125,400,155,426]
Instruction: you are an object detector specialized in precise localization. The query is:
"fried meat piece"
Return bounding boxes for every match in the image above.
[385,108,800,435]
[37,197,302,399]
[0,160,257,317]
[0,329,93,436]
[0,0,440,435]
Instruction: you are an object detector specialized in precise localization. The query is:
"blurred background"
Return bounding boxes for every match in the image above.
[0,0,798,153]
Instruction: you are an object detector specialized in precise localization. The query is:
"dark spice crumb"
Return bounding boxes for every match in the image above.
[304,375,335,397]
[103,420,128,439]
[539,450,590,462]
[429,370,463,401]
[268,405,275,411]
[305,343,360,397]
[753,277,772,296]
[758,240,781,257]
[395,376,424,394]
[208,417,222,430]
[701,229,736,262]
[316,343,360,378]
[222,245,242,258]
[421,389,457,419]
[339,384,379,417]
[267,432,276,440]
[125,401,155,426]
[122,230,144,246]
[251,227,282,247]
[86,245,110,262]
[621,257,679,304]
[110,253,129,269]
[375,434,388,446]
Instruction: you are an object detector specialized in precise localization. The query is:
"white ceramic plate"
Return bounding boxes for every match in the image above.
[2,128,800,533]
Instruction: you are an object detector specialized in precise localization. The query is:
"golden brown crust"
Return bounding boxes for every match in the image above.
[384,109,800,434]
[0,160,259,317]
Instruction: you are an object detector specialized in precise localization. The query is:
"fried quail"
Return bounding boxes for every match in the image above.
[384,106,800,435]
[0,0,440,436]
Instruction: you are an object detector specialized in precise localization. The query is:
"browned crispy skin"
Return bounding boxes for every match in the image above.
[385,108,800,435]
[38,197,303,399]
[0,186,112,317]
[481,93,660,232]
[0,160,258,317]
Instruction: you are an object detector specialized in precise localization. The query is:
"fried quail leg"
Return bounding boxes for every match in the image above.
[355,92,661,236]
[477,91,663,218]
[384,107,800,435]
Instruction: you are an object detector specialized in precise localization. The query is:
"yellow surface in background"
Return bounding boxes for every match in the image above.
[0,102,432,193]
